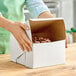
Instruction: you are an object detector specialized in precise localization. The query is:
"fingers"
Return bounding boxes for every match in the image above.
[18,40,24,51]
[21,27,32,44]
[65,36,68,48]
[24,23,30,30]
[17,29,32,52]
[15,21,30,30]
[17,35,32,52]
[22,35,32,51]
[65,33,68,48]
[20,23,30,30]
[21,31,32,51]
[12,21,32,52]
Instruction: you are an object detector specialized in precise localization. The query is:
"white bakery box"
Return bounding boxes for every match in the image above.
[10,18,66,68]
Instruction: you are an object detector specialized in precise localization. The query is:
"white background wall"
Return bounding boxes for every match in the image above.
[73,0,76,28]
[61,0,74,30]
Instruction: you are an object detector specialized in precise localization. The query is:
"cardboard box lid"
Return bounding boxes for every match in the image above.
[29,18,66,42]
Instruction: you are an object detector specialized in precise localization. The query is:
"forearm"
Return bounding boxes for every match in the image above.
[38,11,54,18]
[0,16,13,31]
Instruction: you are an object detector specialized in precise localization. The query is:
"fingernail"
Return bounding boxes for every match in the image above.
[26,28,29,30]
[28,48,32,52]
[26,26,30,30]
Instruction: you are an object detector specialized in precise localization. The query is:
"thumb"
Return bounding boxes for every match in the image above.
[21,23,30,30]
[24,24,30,30]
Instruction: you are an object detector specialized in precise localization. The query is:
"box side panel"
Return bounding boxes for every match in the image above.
[10,35,26,65]
[33,40,65,68]
[25,27,33,68]
[25,51,33,68]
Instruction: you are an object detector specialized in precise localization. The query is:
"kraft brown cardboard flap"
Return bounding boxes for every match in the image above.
[29,18,66,42]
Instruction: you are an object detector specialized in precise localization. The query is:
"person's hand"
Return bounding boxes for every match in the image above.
[8,22,32,52]
[66,34,68,48]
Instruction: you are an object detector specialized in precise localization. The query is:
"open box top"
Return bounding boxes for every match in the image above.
[29,18,66,42]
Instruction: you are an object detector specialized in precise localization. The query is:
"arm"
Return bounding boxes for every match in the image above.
[38,11,54,18]
[26,0,67,47]
[0,15,13,30]
[0,15,32,51]
[38,11,67,48]
[26,0,54,18]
